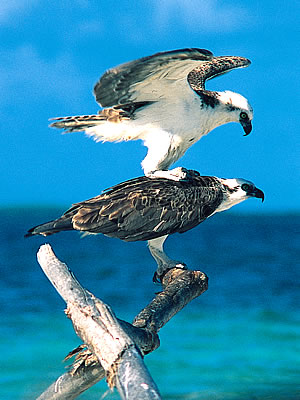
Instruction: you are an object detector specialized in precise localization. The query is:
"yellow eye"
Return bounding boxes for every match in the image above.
[240,112,248,119]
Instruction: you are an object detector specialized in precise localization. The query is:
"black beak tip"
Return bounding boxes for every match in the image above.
[243,124,252,136]
[255,189,265,203]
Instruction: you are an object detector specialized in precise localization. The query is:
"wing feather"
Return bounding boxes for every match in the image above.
[94,48,213,107]
[70,176,224,241]
[93,49,250,108]
[187,56,251,91]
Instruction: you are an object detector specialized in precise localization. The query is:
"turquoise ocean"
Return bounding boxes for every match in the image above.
[1,208,299,399]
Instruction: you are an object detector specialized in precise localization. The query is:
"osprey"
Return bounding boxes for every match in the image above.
[25,168,264,282]
[50,48,253,175]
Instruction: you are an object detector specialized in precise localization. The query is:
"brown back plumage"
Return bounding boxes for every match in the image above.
[25,174,224,241]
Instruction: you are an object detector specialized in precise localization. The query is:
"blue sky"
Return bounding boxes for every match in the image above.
[1,0,299,213]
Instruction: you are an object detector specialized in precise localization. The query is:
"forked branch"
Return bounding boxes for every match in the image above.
[36,244,208,399]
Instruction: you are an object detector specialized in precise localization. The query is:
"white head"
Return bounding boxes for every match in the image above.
[216,177,264,213]
[216,91,253,135]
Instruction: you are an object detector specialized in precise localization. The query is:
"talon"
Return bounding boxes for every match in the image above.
[152,272,161,283]
[153,263,187,283]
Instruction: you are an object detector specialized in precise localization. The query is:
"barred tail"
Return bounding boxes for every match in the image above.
[49,107,145,143]
[49,114,109,133]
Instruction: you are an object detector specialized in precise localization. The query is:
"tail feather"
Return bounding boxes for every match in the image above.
[49,114,108,133]
[25,217,74,238]
[49,107,130,133]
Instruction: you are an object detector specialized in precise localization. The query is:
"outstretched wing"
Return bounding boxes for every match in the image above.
[94,48,250,107]
[94,48,213,107]
[69,175,224,241]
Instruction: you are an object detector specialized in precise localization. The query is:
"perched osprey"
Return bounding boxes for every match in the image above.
[25,168,264,282]
[50,48,253,175]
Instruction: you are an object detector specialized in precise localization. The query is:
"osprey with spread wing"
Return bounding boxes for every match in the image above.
[50,48,253,175]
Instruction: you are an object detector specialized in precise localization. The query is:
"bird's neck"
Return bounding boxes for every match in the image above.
[195,107,228,137]
[215,182,247,213]
[215,195,246,214]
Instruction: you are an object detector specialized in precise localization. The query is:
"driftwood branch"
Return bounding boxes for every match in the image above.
[36,244,208,399]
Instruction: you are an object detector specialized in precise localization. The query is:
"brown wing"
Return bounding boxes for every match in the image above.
[70,175,224,241]
[25,175,224,240]
[187,56,251,91]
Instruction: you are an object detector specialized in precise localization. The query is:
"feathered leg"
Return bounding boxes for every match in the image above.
[50,109,178,174]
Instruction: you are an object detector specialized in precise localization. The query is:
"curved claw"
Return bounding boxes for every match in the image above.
[153,263,187,283]
[152,271,161,284]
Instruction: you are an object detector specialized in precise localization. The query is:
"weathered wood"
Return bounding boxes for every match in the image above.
[36,364,105,400]
[36,244,208,399]
[134,268,208,332]
[37,244,161,399]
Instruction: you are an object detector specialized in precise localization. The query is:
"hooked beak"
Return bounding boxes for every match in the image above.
[241,120,252,136]
[248,187,264,202]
